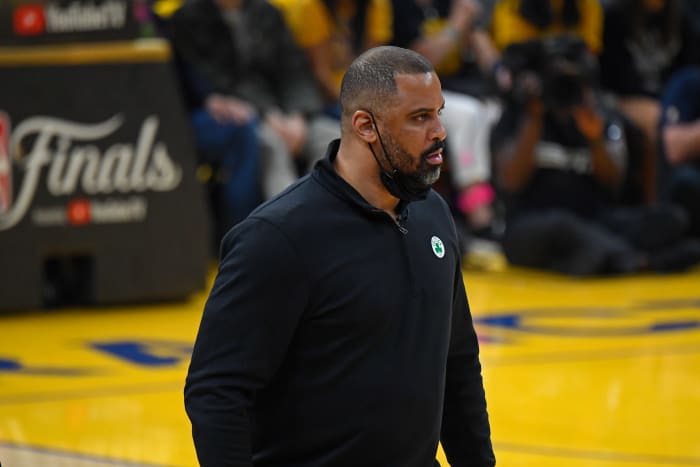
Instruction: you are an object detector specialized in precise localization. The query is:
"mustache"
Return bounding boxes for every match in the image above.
[420,139,446,159]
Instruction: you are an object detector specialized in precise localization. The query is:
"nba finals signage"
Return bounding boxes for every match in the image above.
[0,113,182,231]
[0,39,209,310]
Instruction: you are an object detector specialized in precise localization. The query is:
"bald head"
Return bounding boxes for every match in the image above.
[339,46,435,130]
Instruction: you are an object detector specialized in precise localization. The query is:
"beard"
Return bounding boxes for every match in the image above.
[380,131,443,187]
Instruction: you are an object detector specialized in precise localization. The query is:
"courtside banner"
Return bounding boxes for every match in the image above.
[0,53,210,310]
[0,0,153,46]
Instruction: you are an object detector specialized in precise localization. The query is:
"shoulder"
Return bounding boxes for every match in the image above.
[245,175,330,235]
[219,180,317,268]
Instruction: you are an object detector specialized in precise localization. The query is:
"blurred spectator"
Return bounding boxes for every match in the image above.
[169,0,338,240]
[270,0,392,119]
[491,0,603,54]
[391,0,503,244]
[658,66,700,237]
[491,36,700,275]
[599,0,700,202]
[489,0,657,205]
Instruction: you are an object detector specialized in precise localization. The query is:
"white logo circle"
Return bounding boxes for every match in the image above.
[431,236,445,258]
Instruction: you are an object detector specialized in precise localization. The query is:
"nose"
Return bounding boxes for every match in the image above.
[433,115,447,141]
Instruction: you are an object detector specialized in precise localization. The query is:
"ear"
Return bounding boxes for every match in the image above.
[351,110,378,144]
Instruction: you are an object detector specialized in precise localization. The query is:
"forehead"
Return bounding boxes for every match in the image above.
[392,72,443,110]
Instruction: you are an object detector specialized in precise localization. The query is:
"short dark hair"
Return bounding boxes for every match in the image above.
[339,46,434,123]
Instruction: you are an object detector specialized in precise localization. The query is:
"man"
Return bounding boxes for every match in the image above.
[185,46,495,466]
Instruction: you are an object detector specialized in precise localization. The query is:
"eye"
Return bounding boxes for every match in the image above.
[414,114,428,121]
[438,108,444,116]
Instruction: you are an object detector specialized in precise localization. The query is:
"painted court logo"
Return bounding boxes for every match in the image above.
[431,235,445,258]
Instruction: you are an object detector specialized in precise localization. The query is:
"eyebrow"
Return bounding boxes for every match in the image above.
[408,101,446,116]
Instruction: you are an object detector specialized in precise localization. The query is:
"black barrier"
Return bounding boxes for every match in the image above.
[0,39,211,310]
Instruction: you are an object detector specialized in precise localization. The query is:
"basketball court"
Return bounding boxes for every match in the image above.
[1,265,699,466]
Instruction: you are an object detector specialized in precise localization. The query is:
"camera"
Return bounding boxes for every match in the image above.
[500,35,598,111]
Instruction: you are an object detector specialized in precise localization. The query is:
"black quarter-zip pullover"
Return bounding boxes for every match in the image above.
[185,140,495,467]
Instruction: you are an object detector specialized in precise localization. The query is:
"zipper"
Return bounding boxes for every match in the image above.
[396,222,408,235]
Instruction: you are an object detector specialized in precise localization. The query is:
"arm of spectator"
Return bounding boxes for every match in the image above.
[205,94,257,125]
[470,28,501,75]
[409,0,481,67]
[572,100,623,188]
[305,42,342,102]
[663,120,700,165]
[495,98,543,193]
[265,109,309,157]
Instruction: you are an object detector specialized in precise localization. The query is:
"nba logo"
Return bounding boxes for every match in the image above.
[0,112,12,215]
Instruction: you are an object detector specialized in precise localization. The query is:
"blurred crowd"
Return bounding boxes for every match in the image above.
[150,0,700,276]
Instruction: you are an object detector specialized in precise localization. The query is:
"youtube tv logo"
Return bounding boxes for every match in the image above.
[67,199,92,226]
[13,4,46,36]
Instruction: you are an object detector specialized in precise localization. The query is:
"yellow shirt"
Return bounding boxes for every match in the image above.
[270,0,392,91]
[491,0,602,54]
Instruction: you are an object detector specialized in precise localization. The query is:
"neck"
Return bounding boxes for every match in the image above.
[334,139,400,217]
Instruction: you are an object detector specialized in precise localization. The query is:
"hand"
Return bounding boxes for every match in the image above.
[205,94,257,125]
[572,105,604,142]
[449,0,481,32]
[265,111,308,156]
[493,62,513,93]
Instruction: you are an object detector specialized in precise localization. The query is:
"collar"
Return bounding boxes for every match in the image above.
[312,139,410,222]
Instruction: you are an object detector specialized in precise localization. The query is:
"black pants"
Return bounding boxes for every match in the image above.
[661,164,700,237]
[503,205,689,276]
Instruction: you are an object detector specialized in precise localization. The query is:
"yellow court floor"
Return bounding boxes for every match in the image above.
[1,266,699,467]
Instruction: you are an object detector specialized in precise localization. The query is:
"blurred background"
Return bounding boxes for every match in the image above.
[1,0,699,465]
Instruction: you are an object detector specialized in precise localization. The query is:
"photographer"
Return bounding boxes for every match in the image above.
[491,36,700,275]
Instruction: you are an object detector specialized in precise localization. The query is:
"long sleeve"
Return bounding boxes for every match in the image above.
[440,265,495,466]
[184,218,309,466]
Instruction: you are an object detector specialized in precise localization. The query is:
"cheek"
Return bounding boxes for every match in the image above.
[398,126,431,150]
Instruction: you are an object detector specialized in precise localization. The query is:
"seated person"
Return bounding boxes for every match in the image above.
[491,0,603,54]
[169,0,338,239]
[658,66,700,237]
[391,0,503,242]
[270,0,393,119]
[491,36,700,275]
[599,0,700,202]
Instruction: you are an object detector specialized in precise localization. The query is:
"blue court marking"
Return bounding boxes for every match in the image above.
[475,304,700,338]
[88,340,193,367]
[482,342,700,366]
[0,358,101,376]
[495,441,700,465]
[0,381,184,406]
[0,440,175,466]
